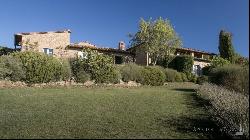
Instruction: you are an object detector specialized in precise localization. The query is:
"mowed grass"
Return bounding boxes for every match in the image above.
[0,84,219,139]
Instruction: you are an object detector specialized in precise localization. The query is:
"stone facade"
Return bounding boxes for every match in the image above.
[14,29,216,75]
[14,30,71,57]
[127,44,216,75]
[193,59,211,75]
[67,44,135,64]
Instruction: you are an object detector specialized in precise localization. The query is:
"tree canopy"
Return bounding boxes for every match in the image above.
[130,17,182,65]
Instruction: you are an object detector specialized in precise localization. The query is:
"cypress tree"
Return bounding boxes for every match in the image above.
[218,30,235,63]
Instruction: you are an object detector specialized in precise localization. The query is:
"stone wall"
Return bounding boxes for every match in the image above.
[19,31,70,57]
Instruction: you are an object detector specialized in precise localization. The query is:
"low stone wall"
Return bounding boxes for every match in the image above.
[0,80,141,89]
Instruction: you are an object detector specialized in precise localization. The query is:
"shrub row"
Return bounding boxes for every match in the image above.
[1,51,198,86]
[197,83,249,138]
[118,64,198,86]
[209,65,249,94]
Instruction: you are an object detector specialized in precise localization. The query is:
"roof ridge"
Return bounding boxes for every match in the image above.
[15,29,71,35]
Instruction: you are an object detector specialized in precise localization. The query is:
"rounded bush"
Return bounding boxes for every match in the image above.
[12,51,65,83]
[140,66,166,86]
[93,67,120,84]
[169,55,194,73]
[185,72,197,83]
[75,70,90,83]
[175,72,183,82]
[210,65,249,94]
[0,55,25,81]
[119,63,143,82]
[180,72,188,82]
[164,68,179,82]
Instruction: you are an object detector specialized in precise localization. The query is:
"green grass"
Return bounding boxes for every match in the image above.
[0,83,220,139]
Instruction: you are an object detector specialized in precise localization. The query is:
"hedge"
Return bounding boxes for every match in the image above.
[209,65,249,94]
[169,55,194,73]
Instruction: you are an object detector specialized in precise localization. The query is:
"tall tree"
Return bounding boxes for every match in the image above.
[218,30,235,63]
[130,17,182,66]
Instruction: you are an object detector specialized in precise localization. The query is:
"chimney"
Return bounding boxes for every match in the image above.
[118,41,125,50]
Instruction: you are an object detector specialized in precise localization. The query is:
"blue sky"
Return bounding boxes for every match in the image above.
[0,0,249,56]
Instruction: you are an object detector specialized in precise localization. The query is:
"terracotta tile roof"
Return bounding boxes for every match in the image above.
[176,47,216,55]
[14,29,71,35]
[68,44,134,55]
[127,43,216,55]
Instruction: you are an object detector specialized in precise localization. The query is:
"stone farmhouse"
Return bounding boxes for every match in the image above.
[14,29,216,75]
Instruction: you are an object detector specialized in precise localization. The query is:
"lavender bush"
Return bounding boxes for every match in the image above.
[196,83,249,138]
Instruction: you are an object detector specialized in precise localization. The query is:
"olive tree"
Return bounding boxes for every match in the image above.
[130,17,182,66]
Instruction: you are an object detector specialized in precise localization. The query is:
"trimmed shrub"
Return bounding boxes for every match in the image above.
[201,65,212,76]
[175,72,183,82]
[196,75,208,85]
[12,51,64,83]
[164,68,179,82]
[140,66,166,86]
[169,55,194,73]
[93,67,120,84]
[180,72,188,82]
[70,58,90,83]
[75,70,90,83]
[210,65,249,94]
[60,59,72,81]
[185,72,197,83]
[119,63,143,82]
[0,55,25,81]
[197,83,249,138]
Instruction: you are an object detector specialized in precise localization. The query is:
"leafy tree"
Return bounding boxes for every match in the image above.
[211,56,230,67]
[218,30,235,63]
[130,17,182,66]
[234,53,249,66]
[71,48,120,83]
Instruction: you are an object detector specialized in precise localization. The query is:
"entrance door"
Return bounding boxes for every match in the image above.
[193,65,202,76]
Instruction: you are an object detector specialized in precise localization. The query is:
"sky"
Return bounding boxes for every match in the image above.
[0,0,249,57]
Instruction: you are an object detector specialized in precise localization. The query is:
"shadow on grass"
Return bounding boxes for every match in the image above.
[172,88,196,93]
[157,88,229,139]
[156,115,228,139]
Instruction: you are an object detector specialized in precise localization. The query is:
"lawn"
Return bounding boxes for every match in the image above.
[0,83,220,139]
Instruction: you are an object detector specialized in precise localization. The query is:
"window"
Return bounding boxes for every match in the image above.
[43,48,53,56]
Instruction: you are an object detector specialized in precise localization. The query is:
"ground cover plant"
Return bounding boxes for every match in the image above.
[196,83,249,138]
